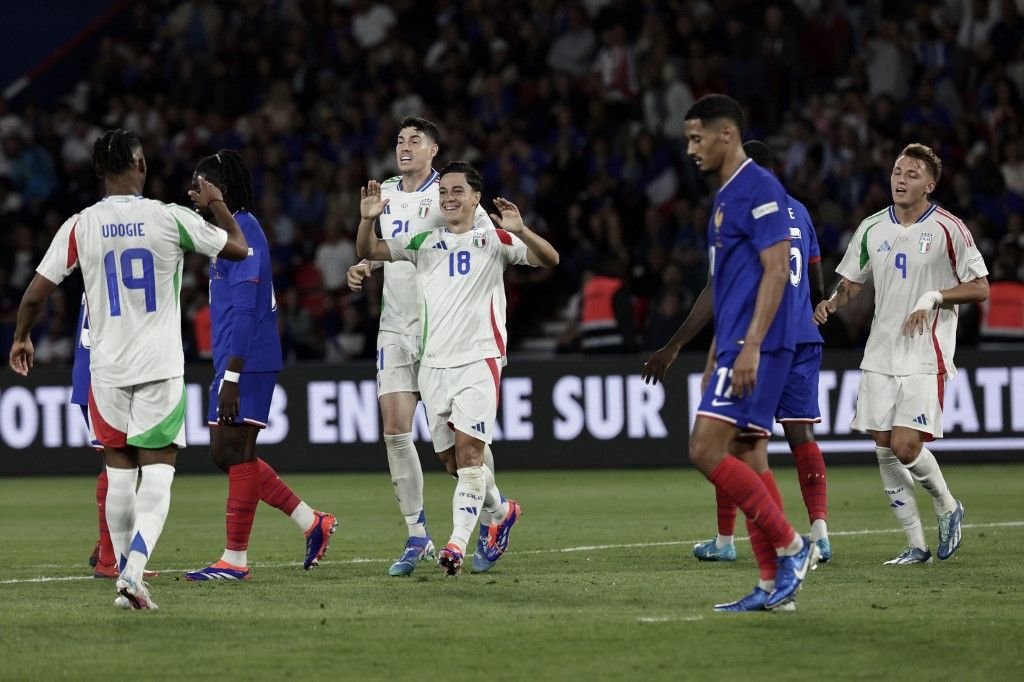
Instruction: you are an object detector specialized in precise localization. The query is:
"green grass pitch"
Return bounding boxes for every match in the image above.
[1,464,1022,680]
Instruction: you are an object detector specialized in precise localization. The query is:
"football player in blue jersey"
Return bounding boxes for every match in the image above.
[184,151,337,581]
[643,141,832,577]
[657,95,817,611]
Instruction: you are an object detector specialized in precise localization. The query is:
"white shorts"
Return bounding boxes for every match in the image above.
[851,371,945,440]
[419,358,502,452]
[376,330,420,397]
[88,376,187,449]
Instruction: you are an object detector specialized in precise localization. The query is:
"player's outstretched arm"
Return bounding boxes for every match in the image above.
[355,181,394,262]
[189,176,249,260]
[642,278,713,385]
[813,276,863,325]
[9,274,58,376]
[490,197,559,267]
[903,276,990,336]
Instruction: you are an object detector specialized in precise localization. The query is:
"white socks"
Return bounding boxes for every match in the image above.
[876,447,927,550]
[122,463,175,581]
[776,533,804,557]
[715,534,734,548]
[905,447,958,516]
[222,549,247,566]
[810,519,829,542]
[385,432,427,537]
[291,502,315,533]
[105,466,138,571]
[450,466,486,551]
[481,446,509,526]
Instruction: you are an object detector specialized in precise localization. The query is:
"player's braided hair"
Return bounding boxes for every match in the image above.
[194,149,254,213]
[92,129,142,179]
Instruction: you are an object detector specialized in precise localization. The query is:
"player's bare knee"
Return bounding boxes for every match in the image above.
[783,423,814,449]
[891,438,922,464]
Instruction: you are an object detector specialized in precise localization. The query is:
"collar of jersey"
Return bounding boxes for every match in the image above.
[397,169,440,193]
[716,158,753,194]
[102,194,142,201]
[888,202,936,225]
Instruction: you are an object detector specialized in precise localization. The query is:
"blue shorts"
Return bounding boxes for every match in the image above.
[696,348,794,437]
[775,343,822,423]
[207,371,277,429]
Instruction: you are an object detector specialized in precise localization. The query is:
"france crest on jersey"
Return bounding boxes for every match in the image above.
[708,159,796,353]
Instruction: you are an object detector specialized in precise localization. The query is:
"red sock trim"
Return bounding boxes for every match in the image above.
[226,461,260,551]
[257,458,301,515]
[746,516,777,581]
[793,441,828,522]
[709,455,795,549]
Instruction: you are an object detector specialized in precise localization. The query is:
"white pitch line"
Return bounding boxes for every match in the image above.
[2,520,1022,586]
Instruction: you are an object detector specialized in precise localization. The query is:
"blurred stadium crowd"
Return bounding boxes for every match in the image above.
[1,0,1023,365]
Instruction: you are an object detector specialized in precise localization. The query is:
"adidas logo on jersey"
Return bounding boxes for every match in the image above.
[877,240,892,252]
[471,421,486,433]
[459,507,479,515]
[913,414,928,425]
[432,240,448,250]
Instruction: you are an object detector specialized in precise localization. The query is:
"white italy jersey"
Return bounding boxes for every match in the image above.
[36,195,228,387]
[377,172,493,337]
[836,203,988,376]
[386,226,533,368]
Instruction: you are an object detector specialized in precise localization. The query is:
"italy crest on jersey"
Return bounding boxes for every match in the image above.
[918,233,933,254]
[471,227,487,248]
[418,198,431,218]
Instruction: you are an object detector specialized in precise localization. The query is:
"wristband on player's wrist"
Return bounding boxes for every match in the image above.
[222,370,240,383]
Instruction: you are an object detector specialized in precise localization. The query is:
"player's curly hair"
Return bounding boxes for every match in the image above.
[439,160,484,193]
[92,129,142,179]
[899,143,942,184]
[194,149,254,213]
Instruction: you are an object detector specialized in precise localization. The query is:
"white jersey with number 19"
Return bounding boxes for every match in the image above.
[36,195,228,388]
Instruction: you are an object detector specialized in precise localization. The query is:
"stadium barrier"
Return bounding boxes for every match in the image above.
[0,350,1021,475]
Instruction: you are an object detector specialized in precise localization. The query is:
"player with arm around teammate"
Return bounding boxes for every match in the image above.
[347,117,504,575]
[356,161,558,576]
[183,151,337,582]
[9,129,249,609]
[814,143,988,564]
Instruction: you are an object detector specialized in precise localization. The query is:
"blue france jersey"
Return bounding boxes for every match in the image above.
[786,196,824,346]
[209,211,282,373]
[709,159,796,353]
[70,294,91,406]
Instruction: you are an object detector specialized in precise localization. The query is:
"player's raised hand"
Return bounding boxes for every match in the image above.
[641,345,679,385]
[490,197,526,233]
[347,262,373,292]
[8,339,34,376]
[188,175,225,211]
[360,180,390,220]
[731,344,760,398]
[813,299,837,325]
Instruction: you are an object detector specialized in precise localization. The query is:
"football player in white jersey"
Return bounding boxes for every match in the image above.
[9,129,249,608]
[356,161,558,576]
[347,118,500,575]
[815,143,989,565]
